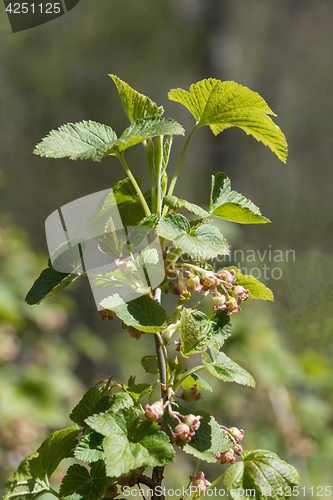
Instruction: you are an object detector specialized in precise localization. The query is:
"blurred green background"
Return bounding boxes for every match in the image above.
[0,0,333,495]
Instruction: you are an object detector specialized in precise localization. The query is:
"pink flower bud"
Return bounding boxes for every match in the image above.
[232,286,250,304]
[228,427,244,442]
[189,471,211,491]
[115,255,133,274]
[201,273,218,293]
[181,385,202,402]
[183,414,203,432]
[226,296,241,315]
[219,269,236,285]
[97,307,116,321]
[174,340,181,351]
[144,399,165,420]
[234,444,243,455]
[174,423,193,442]
[220,448,235,464]
[212,292,227,311]
[185,273,203,294]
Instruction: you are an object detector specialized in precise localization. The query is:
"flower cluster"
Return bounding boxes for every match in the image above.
[184,268,250,315]
[97,306,116,321]
[173,413,203,443]
[213,426,245,464]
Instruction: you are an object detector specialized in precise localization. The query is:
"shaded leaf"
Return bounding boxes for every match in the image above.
[223,450,301,500]
[156,213,229,260]
[70,387,106,428]
[169,79,287,162]
[25,266,80,305]
[110,74,164,123]
[180,309,210,356]
[202,351,255,387]
[60,461,111,500]
[100,294,167,333]
[75,430,104,463]
[123,383,152,402]
[181,373,213,393]
[141,355,159,374]
[86,408,175,477]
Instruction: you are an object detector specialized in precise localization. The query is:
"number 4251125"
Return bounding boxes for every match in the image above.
[6,3,62,14]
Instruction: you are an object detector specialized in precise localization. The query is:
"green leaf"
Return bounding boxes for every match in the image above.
[192,309,232,351]
[169,79,287,162]
[156,213,229,260]
[181,373,213,393]
[4,453,49,500]
[223,450,301,500]
[34,117,184,162]
[70,387,106,428]
[86,407,175,477]
[163,195,209,219]
[209,173,269,224]
[162,135,173,172]
[110,74,164,123]
[172,406,230,462]
[97,218,123,257]
[123,383,152,402]
[226,266,274,301]
[60,461,112,500]
[75,430,104,463]
[87,177,147,235]
[34,121,118,160]
[202,351,255,387]
[141,355,159,374]
[180,309,210,356]
[25,266,80,305]
[5,426,81,500]
[100,294,167,333]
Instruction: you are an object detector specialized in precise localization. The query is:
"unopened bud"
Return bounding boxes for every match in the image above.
[183,414,203,432]
[185,273,203,294]
[115,255,133,274]
[226,296,241,315]
[174,423,193,442]
[228,427,244,442]
[212,292,227,311]
[181,385,202,403]
[220,448,235,464]
[97,307,116,321]
[144,399,165,420]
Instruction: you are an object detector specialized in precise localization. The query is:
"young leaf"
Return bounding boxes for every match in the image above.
[223,450,300,500]
[60,461,112,500]
[141,355,159,374]
[100,294,167,333]
[181,373,213,393]
[34,117,184,162]
[123,383,152,402]
[209,173,269,224]
[202,351,255,387]
[110,74,164,123]
[156,213,229,260]
[171,407,230,463]
[169,79,287,162]
[75,430,104,463]
[226,266,274,301]
[180,308,210,356]
[87,177,147,235]
[25,265,80,305]
[86,407,175,477]
[163,195,209,219]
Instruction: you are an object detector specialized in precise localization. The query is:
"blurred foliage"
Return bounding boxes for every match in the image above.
[1,0,333,495]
